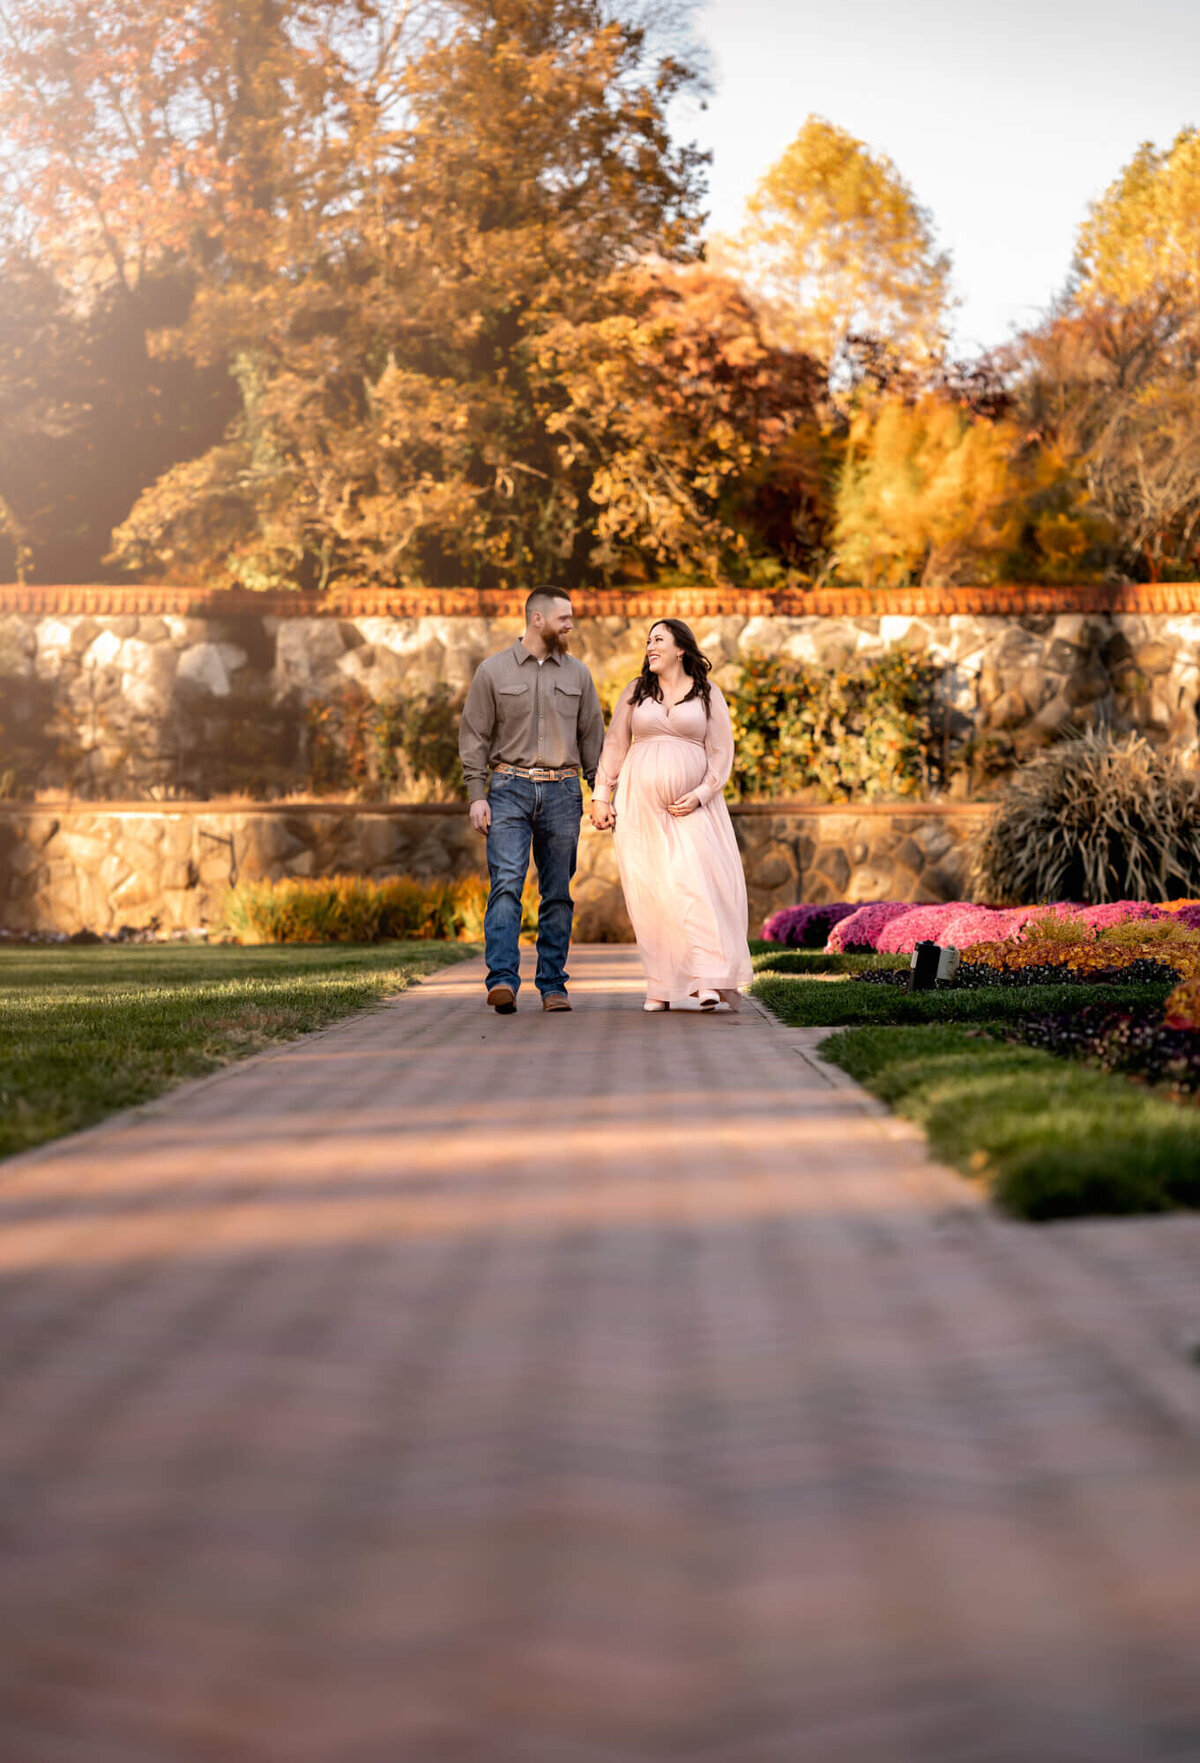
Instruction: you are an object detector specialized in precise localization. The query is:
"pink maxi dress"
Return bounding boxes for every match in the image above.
[593,683,754,1006]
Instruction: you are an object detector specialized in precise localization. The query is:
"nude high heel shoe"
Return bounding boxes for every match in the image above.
[643,998,669,1012]
[697,990,720,1010]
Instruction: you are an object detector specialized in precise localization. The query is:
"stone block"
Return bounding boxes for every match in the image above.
[748,842,798,892]
[7,841,41,878]
[273,620,346,693]
[176,642,246,698]
[1133,641,1175,676]
[34,618,78,678]
[162,857,199,891]
[0,615,36,674]
[893,837,925,876]
[1064,664,1110,707]
[111,869,161,911]
[846,865,897,902]
[985,691,1029,731]
[1031,693,1073,735]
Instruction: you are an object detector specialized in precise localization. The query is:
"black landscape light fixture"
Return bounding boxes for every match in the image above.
[907,941,961,992]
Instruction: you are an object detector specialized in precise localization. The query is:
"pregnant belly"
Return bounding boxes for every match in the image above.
[626,738,707,809]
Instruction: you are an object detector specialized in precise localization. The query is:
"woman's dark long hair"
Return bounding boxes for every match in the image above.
[630,619,713,714]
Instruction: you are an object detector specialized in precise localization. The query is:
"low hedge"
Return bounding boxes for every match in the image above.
[820,1024,1200,1219]
[751,974,1172,1028]
[751,950,907,976]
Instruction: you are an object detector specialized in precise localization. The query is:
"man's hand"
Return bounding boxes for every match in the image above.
[469,798,492,834]
[590,801,615,831]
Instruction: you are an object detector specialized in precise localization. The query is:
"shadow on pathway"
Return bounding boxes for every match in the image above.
[2,946,1200,1761]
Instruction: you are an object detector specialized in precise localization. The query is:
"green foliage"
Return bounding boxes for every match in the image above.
[751,974,1168,1029]
[821,1024,1200,1219]
[0,941,472,1161]
[305,684,465,800]
[219,872,538,944]
[727,649,943,800]
[973,731,1200,904]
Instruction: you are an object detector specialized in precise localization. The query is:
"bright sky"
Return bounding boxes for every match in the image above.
[691,0,1200,358]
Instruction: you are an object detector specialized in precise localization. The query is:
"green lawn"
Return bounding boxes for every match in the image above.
[820,1024,1200,1220]
[751,973,1173,1028]
[0,941,475,1162]
[751,949,907,976]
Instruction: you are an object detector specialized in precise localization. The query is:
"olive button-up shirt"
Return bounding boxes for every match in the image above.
[458,638,607,804]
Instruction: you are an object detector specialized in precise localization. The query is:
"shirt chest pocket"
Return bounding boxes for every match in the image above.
[498,683,530,704]
[553,682,581,713]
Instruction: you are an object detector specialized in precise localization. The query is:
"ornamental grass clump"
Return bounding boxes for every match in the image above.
[761,902,857,947]
[973,731,1200,905]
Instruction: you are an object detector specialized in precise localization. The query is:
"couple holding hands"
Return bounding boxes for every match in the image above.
[459,588,753,1014]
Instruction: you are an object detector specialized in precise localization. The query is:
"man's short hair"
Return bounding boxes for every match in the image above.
[524,587,572,623]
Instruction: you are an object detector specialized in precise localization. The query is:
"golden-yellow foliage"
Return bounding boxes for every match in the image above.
[720,116,953,372]
[831,394,1099,588]
[1077,128,1200,310]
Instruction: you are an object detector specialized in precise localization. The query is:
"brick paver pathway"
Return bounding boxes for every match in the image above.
[3,946,1200,1761]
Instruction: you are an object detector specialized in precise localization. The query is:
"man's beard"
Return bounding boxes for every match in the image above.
[543,628,570,656]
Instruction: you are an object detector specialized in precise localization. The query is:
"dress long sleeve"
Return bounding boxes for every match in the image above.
[692,687,735,807]
[592,684,635,804]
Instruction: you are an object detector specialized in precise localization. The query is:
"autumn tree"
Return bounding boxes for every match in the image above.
[0,236,237,581]
[1011,299,1200,583]
[0,0,389,580]
[0,0,710,588]
[1000,132,1200,583]
[534,259,827,582]
[831,388,1100,589]
[717,115,953,379]
[1076,127,1200,316]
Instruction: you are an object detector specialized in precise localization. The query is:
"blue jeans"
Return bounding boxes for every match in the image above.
[484,772,582,998]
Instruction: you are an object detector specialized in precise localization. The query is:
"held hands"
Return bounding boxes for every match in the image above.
[668,791,702,817]
[469,799,492,834]
[590,800,616,832]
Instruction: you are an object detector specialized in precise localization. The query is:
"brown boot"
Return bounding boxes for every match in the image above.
[541,992,572,1012]
[487,984,517,1014]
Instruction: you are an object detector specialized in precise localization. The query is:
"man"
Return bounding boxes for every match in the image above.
[459,589,606,1013]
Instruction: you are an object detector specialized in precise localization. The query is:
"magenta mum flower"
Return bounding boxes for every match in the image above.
[760,902,858,948]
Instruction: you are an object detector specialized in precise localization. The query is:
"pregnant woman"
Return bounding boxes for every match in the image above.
[589,619,753,1012]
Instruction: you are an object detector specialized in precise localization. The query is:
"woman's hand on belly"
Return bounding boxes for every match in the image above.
[668,791,702,817]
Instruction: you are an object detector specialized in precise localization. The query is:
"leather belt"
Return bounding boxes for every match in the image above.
[492,762,579,781]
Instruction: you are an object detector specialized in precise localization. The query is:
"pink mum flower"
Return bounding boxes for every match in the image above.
[876,903,962,954]
[1076,901,1171,930]
[826,901,911,953]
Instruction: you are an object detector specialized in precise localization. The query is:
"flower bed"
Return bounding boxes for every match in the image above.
[760,901,858,948]
[1003,983,1200,1098]
[825,902,912,952]
[775,895,1200,954]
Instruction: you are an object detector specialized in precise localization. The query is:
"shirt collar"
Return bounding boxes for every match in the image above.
[514,637,561,665]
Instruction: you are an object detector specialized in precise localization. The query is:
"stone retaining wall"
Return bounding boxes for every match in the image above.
[0,800,992,941]
[2,584,1199,800]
